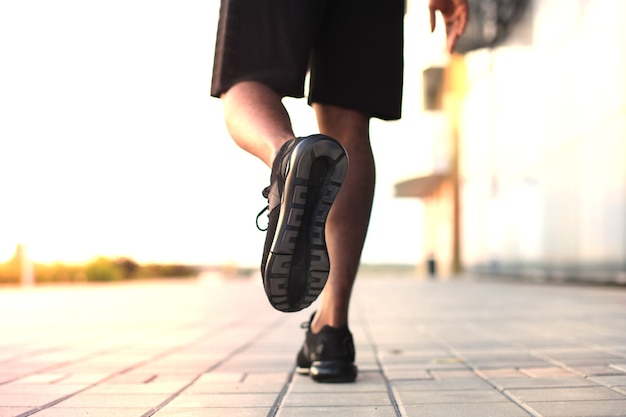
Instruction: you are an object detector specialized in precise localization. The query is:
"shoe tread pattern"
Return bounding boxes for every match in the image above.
[265,135,347,312]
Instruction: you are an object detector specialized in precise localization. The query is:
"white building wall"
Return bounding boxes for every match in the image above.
[460,0,626,281]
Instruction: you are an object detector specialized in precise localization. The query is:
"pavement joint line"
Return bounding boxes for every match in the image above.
[1,319,215,386]
[2,344,138,387]
[0,346,67,367]
[582,375,626,398]
[13,332,220,417]
[3,278,626,415]
[471,368,543,417]
[525,348,626,397]
[443,316,626,398]
[587,343,626,360]
[13,313,282,417]
[266,365,296,417]
[526,350,587,378]
[421,327,540,417]
[140,314,287,417]
[359,311,403,417]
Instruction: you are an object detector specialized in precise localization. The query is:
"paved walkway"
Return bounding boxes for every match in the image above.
[1,274,625,417]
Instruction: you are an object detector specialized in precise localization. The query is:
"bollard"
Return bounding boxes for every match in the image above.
[427,253,437,279]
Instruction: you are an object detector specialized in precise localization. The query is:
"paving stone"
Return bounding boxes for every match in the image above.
[54,394,170,408]
[490,377,597,389]
[400,402,531,417]
[288,372,387,393]
[191,372,244,383]
[525,400,626,417]
[384,369,431,381]
[393,388,510,405]
[26,408,152,417]
[12,373,68,384]
[577,366,626,376]
[506,386,626,402]
[479,368,528,378]
[243,372,290,383]
[153,407,272,417]
[590,375,626,387]
[0,407,33,417]
[166,393,278,408]
[611,364,626,373]
[84,382,190,394]
[518,367,577,378]
[281,392,391,407]
[184,382,285,394]
[0,394,67,407]
[430,369,476,379]
[0,384,88,395]
[391,378,493,391]
[276,406,398,417]
[55,373,110,384]
[1,278,626,416]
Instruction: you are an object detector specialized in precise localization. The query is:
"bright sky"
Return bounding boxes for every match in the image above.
[0,0,449,267]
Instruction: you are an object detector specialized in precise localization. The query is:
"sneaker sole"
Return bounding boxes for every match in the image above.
[264,135,348,312]
[310,360,358,383]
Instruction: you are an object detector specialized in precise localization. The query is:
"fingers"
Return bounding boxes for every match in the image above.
[429,7,436,33]
[444,15,465,53]
[442,1,469,53]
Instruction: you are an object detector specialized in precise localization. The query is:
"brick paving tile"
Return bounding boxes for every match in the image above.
[276,406,398,417]
[0,408,32,417]
[83,382,191,395]
[400,402,531,417]
[54,394,171,408]
[0,384,88,395]
[23,408,151,417]
[153,408,272,417]
[166,393,278,408]
[518,367,578,378]
[430,369,477,379]
[490,377,597,390]
[612,364,626,373]
[0,395,68,407]
[577,366,626,376]
[479,368,528,378]
[1,277,625,416]
[242,372,291,384]
[590,375,626,387]
[525,400,626,417]
[391,378,493,391]
[183,382,285,394]
[506,386,626,402]
[393,388,510,405]
[280,392,392,407]
[288,371,387,393]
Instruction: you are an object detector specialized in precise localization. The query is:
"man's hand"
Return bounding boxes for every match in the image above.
[429,0,469,53]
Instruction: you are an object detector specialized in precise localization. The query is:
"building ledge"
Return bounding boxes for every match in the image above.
[394,172,449,198]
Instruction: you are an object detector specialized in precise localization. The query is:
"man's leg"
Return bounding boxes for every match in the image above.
[310,104,375,333]
[221,81,296,167]
[222,81,351,312]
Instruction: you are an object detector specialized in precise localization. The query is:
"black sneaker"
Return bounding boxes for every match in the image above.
[256,135,348,312]
[296,313,358,383]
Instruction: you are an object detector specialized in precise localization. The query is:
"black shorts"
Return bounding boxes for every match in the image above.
[211,0,405,120]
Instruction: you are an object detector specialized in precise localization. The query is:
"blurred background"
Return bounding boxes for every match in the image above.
[1,0,624,285]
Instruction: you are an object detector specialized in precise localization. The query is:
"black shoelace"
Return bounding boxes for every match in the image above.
[256,186,270,231]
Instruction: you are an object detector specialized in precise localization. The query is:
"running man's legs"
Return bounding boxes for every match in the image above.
[310,104,374,333]
[221,81,295,167]
[221,81,372,330]
[311,103,376,333]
